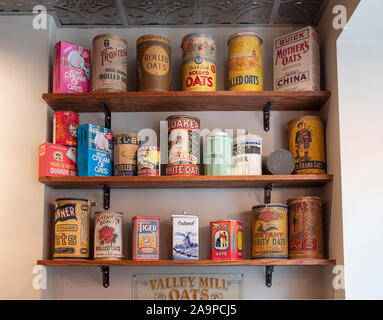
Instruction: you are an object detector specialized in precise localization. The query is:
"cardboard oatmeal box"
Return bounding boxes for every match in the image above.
[39,143,77,177]
[273,26,320,91]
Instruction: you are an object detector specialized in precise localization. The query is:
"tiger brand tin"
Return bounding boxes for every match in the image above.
[228,32,263,91]
[172,213,199,260]
[137,34,171,91]
[233,134,263,175]
[114,132,139,176]
[204,132,232,176]
[287,197,324,259]
[53,111,79,147]
[137,145,160,176]
[166,114,200,176]
[132,216,160,260]
[92,33,128,92]
[94,211,123,260]
[181,33,216,91]
[210,220,243,260]
[288,116,326,174]
[53,198,90,259]
[251,204,288,259]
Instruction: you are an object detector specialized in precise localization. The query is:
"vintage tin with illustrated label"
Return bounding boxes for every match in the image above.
[210,220,243,260]
[137,145,160,176]
[288,116,326,174]
[132,216,160,260]
[204,132,232,176]
[137,34,171,91]
[251,204,288,259]
[288,197,324,259]
[166,114,200,176]
[54,198,90,259]
[181,33,216,91]
[39,143,77,177]
[53,111,79,147]
[233,134,263,175]
[228,32,263,91]
[172,214,199,260]
[114,132,139,176]
[92,33,128,92]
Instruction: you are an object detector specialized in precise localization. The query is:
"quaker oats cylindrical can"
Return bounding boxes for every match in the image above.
[181,33,216,91]
[114,132,139,176]
[288,116,326,174]
[204,132,232,176]
[53,198,90,259]
[166,114,200,176]
[53,111,79,147]
[94,211,123,260]
[137,34,171,91]
[92,33,128,92]
[233,134,263,175]
[228,32,263,91]
[251,204,288,259]
[137,145,160,176]
[288,197,324,259]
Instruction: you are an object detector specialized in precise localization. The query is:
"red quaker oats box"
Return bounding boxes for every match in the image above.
[39,143,77,177]
[273,26,320,91]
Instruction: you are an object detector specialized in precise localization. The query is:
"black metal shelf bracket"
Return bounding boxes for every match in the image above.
[103,184,110,210]
[101,266,110,288]
[264,183,273,204]
[102,102,111,129]
[263,101,273,132]
[266,266,274,288]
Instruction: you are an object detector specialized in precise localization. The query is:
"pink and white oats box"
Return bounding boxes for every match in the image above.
[53,41,91,93]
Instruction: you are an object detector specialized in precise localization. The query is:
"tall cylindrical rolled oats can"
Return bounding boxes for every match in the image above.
[114,132,139,176]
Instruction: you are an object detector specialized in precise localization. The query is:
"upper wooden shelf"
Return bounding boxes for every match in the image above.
[42,91,331,112]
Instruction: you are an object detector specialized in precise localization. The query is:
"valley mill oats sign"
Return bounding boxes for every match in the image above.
[133,274,243,300]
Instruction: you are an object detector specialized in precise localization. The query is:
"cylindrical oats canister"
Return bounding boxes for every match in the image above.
[137,145,160,176]
[137,34,171,91]
[251,204,288,259]
[233,134,263,175]
[228,32,263,91]
[53,111,79,147]
[114,132,139,176]
[181,33,216,91]
[94,211,123,260]
[288,116,326,174]
[53,198,90,259]
[166,114,200,176]
[288,197,324,259]
[92,33,128,92]
[204,132,232,176]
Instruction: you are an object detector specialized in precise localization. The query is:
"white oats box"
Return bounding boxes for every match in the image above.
[273,26,320,91]
[171,214,199,260]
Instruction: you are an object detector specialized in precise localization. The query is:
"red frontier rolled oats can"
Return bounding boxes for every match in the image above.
[53,111,79,147]
[210,220,243,260]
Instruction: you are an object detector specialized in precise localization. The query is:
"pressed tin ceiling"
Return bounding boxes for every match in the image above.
[0,0,328,26]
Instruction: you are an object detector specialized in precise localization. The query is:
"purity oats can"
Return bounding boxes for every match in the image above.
[114,132,139,176]
[137,145,160,176]
[181,33,216,91]
[94,211,123,260]
[137,34,171,91]
[210,220,243,260]
[288,197,324,259]
[166,114,200,176]
[54,198,90,259]
[288,116,326,174]
[252,204,288,259]
[204,132,232,176]
[132,216,160,260]
[233,134,263,175]
[53,111,79,147]
[92,33,128,92]
[228,32,263,91]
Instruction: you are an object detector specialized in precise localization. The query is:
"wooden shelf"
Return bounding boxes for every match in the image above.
[37,259,336,267]
[42,91,331,112]
[39,174,333,189]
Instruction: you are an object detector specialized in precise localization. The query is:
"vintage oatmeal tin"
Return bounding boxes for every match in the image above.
[53,111,79,147]
[92,33,128,92]
[288,197,324,259]
[204,132,232,176]
[166,114,200,176]
[288,116,326,174]
[94,211,123,260]
[39,143,77,177]
[228,32,263,91]
[53,198,90,259]
[137,34,171,91]
[233,134,263,175]
[172,214,199,260]
[114,132,139,176]
[137,145,160,176]
[181,33,216,91]
[132,216,160,260]
[210,220,243,260]
[251,204,288,259]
